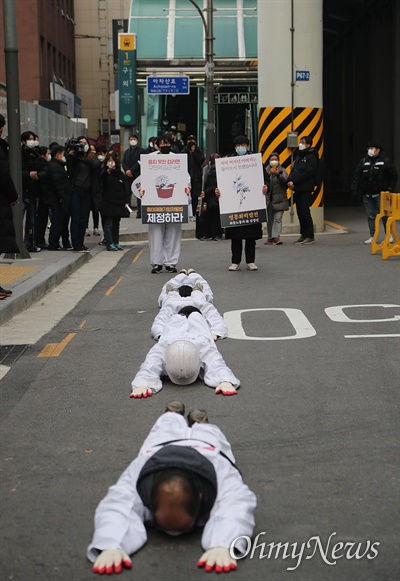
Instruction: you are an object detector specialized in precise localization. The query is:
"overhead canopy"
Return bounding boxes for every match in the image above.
[128,0,257,59]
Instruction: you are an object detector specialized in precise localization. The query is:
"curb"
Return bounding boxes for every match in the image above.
[0,246,104,326]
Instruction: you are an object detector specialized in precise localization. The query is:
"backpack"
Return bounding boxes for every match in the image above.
[314,156,325,187]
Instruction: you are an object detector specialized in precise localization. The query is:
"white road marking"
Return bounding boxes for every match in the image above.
[344,334,400,338]
[0,365,10,380]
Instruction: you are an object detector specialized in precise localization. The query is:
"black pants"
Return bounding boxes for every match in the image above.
[231,238,256,264]
[294,190,314,238]
[47,197,65,248]
[35,197,49,245]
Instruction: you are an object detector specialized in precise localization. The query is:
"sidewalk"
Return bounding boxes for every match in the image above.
[0,212,346,326]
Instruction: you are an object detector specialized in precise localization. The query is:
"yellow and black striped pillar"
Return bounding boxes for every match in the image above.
[259,106,324,207]
[257,0,324,231]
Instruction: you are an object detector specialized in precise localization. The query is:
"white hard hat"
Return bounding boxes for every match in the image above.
[164,340,200,385]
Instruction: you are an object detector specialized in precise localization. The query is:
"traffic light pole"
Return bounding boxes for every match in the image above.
[188,0,216,157]
[3,0,30,258]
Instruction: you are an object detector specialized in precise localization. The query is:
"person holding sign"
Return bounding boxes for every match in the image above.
[216,136,268,271]
[140,136,190,274]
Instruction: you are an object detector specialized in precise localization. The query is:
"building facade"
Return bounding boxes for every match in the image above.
[0,0,76,108]
[74,0,130,137]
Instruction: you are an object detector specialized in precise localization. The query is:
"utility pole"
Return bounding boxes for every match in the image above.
[3,0,30,257]
[188,0,216,157]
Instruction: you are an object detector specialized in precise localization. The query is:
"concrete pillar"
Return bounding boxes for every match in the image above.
[257,0,324,232]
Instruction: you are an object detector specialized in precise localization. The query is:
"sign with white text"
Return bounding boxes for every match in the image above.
[118,33,136,126]
[140,154,189,224]
[147,76,190,95]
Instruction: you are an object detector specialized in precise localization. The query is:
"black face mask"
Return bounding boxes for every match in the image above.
[160,145,171,154]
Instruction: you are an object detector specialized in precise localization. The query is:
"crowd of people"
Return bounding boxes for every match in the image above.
[1,110,398,277]
[19,132,136,253]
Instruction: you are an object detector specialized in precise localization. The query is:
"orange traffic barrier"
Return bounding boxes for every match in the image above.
[371,192,400,260]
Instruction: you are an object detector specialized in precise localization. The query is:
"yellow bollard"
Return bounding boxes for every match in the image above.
[371,192,400,259]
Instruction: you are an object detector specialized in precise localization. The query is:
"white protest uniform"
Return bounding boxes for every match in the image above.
[152,293,228,340]
[87,412,256,562]
[131,312,239,394]
[147,151,188,268]
[158,272,214,306]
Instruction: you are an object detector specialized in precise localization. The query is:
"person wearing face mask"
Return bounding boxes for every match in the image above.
[122,134,146,218]
[87,402,256,575]
[85,145,101,237]
[34,146,54,249]
[351,141,398,244]
[264,153,289,245]
[146,137,157,154]
[222,136,268,271]
[99,152,130,251]
[21,131,42,252]
[142,136,190,274]
[47,145,73,250]
[287,135,319,245]
[182,135,206,239]
[66,136,99,252]
[95,146,108,244]
[200,153,223,241]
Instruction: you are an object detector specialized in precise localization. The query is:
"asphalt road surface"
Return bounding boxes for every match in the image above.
[1,207,399,581]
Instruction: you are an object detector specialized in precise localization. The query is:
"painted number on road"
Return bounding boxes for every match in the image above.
[224,308,316,340]
[224,305,400,340]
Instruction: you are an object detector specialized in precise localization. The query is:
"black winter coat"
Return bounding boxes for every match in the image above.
[0,138,19,253]
[351,154,398,197]
[48,158,72,213]
[21,146,41,201]
[99,169,130,217]
[203,165,220,211]
[122,145,145,180]
[288,147,319,192]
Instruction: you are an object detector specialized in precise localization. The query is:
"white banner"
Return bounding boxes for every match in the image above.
[215,153,267,228]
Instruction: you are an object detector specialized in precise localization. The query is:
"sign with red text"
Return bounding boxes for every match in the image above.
[140,154,189,224]
[215,153,267,228]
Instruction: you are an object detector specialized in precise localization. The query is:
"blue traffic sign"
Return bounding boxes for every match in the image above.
[147,76,190,95]
[296,70,310,81]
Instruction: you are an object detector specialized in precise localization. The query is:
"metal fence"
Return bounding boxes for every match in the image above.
[3,101,87,146]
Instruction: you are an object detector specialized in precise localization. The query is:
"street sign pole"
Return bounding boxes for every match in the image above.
[118,33,137,127]
[188,0,216,157]
[3,0,30,258]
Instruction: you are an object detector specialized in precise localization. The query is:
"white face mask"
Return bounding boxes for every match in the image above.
[26,140,36,149]
[107,161,115,168]
[235,146,247,156]
[270,160,279,167]
[367,148,376,157]
[46,154,51,162]
[149,142,153,148]
[82,143,89,153]
[61,156,66,163]
[97,155,105,162]
[130,139,138,146]
[298,143,306,151]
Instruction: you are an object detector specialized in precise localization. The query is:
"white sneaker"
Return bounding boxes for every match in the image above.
[228,263,240,271]
[93,228,100,236]
[85,228,91,236]
[246,263,258,271]
[364,237,373,244]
